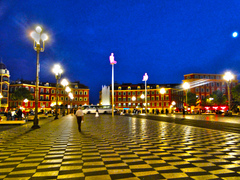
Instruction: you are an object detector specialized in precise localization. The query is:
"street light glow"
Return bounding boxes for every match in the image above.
[52,64,63,76]
[160,87,166,94]
[182,82,190,90]
[223,71,234,81]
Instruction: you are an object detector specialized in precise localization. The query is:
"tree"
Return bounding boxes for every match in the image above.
[231,84,240,102]
[211,90,227,105]
[12,87,33,101]
[187,92,197,106]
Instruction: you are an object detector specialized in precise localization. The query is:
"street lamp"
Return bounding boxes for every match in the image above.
[30,26,48,129]
[68,92,74,114]
[142,73,148,114]
[160,88,166,113]
[65,86,71,114]
[171,101,176,113]
[223,71,234,113]
[60,79,69,116]
[0,93,3,112]
[109,53,117,117]
[140,94,145,113]
[52,64,63,119]
[182,82,190,116]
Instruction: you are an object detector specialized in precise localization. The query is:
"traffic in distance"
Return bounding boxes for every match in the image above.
[82,105,113,114]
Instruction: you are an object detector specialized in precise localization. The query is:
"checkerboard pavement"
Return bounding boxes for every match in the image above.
[1,115,240,179]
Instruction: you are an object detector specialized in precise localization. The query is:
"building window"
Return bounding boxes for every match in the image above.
[118,103,121,107]
[137,92,140,95]
[132,92,136,95]
[79,91,83,95]
[128,97,131,101]
[123,92,126,95]
[61,90,64,94]
[201,88,204,92]
[84,97,88,101]
[52,89,55,93]
[61,97,64,101]
[123,97,126,101]
[151,91,155,95]
[84,91,87,95]
[151,97,155,101]
[30,87,34,93]
[40,88,44,93]
[137,86,141,90]
[128,86,131,90]
[118,87,122,90]
[40,95,44,100]
[128,92,131,95]
[147,91,150,95]
[46,102,49,107]
[30,102,33,107]
[156,96,159,101]
[51,96,55,100]
[195,88,199,92]
[118,92,121,95]
[216,83,220,87]
[75,97,78,101]
[166,95,169,100]
[118,97,121,101]
[46,89,49,93]
[75,91,78,95]
[206,88,209,93]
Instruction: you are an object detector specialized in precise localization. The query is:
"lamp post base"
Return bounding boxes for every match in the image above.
[31,124,40,129]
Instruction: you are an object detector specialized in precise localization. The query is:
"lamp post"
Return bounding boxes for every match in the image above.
[171,101,176,113]
[109,53,117,117]
[65,86,71,114]
[52,64,63,119]
[140,94,145,113]
[142,73,148,114]
[0,93,3,112]
[30,26,48,129]
[160,88,166,113]
[182,82,190,116]
[61,79,69,116]
[223,72,234,113]
[68,92,73,114]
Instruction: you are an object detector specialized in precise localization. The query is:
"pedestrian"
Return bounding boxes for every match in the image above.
[75,105,84,132]
[17,108,23,120]
[95,108,99,117]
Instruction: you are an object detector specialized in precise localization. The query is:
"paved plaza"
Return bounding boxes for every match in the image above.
[1,114,240,179]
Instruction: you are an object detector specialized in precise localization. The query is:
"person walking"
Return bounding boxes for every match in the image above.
[75,105,84,132]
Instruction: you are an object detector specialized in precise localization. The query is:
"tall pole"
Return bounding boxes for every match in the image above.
[55,77,59,119]
[109,53,117,117]
[142,73,148,114]
[30,26,48,129]
[112,64,114,117]
[227,82,231,111]
[33,45,40,129]
[145,80,147,114]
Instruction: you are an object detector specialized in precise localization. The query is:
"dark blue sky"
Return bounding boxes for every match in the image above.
[1,0,240,104]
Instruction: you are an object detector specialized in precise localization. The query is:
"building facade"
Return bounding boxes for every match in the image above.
[9,80,89,112]
[182,73,238,101]
[0,62,10,111]
[100,83,183,113]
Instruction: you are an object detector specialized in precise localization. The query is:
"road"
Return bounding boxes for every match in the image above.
[0,114,240,179]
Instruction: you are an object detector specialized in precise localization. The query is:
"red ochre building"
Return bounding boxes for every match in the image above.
[182,73,238,111]
[9,80,89,112]
[101,83,184,113]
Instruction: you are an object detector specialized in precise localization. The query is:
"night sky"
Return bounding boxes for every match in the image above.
[1,0,240,104]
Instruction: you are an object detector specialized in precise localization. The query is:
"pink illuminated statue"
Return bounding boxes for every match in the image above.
[142,73,148,81]
[109,53,117,65]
